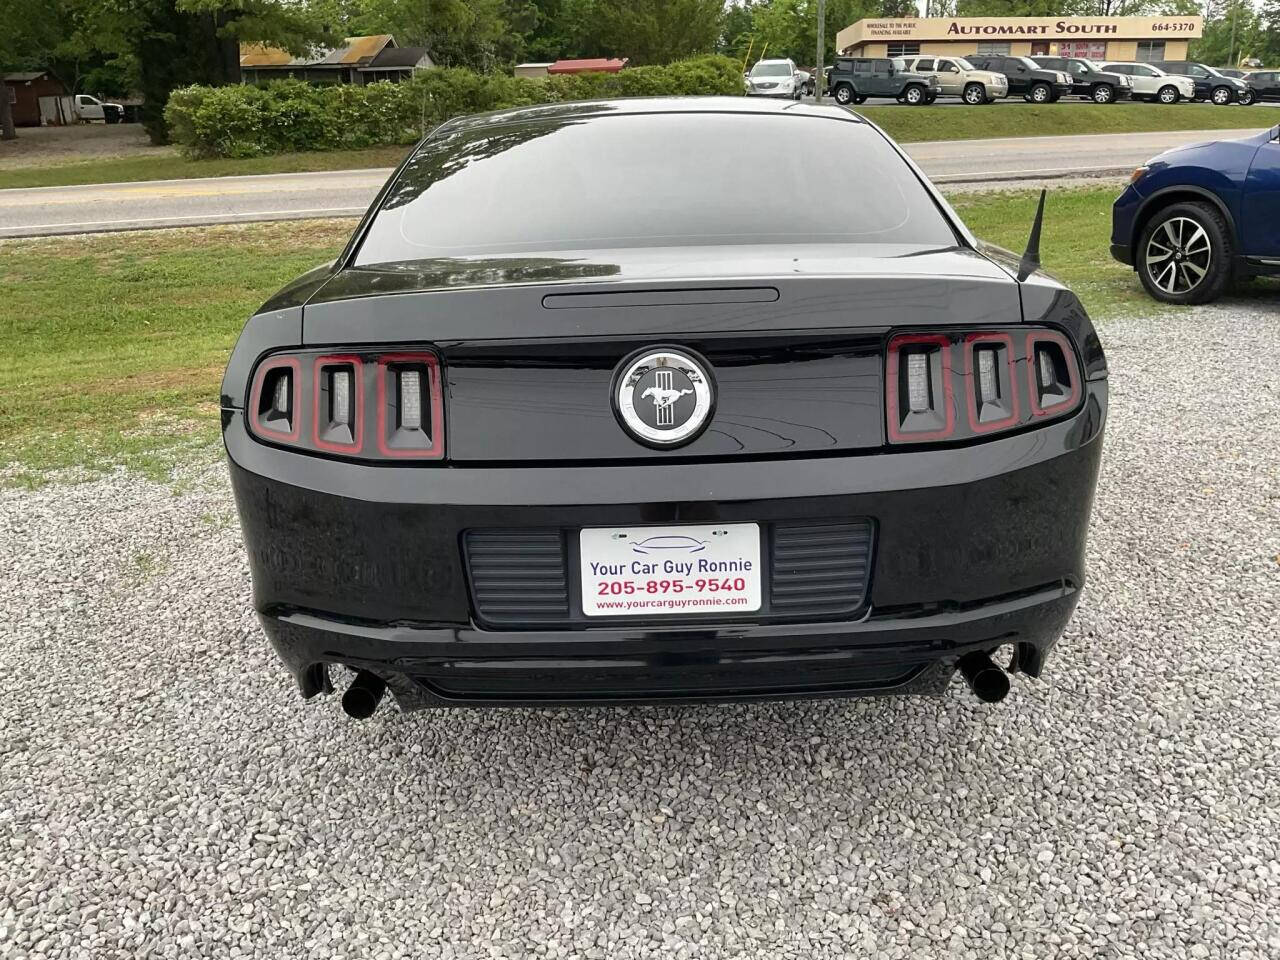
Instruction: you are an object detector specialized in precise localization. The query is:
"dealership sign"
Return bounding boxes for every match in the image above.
[838,16,1203,51]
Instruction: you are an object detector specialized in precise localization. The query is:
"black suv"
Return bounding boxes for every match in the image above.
[826,57,941,106]
[1245,70,1280,103]
[1150,61,1251,105]
[1030,56,1132,103]
[967,55,1073,103]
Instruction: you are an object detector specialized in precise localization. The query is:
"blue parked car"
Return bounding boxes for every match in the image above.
[1111,125,1280,303]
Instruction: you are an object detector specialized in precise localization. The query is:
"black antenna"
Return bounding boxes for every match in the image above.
[1017,189,1047,282]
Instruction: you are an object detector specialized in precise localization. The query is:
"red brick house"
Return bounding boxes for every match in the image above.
[2,71,68,126]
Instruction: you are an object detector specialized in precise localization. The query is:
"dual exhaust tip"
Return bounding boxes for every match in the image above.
[337,654,1008,718]
[958,650,1010,704]
[341,670,386,719]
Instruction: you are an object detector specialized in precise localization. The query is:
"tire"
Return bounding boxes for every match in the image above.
[903,84,927,105]
[853,95,867,104]
[1238,88,1255,106]
[1211,85,1233,105]
[1157,85,1179,105]
[963,83,986,105]
[1030,82,1051,104]
[924,94,938,104]
[833,83,854,106]
[1091,83,1114,104]
[1137,201,1233,305]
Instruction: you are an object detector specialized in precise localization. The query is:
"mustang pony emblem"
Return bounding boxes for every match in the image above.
[613,348,713,446]
[642,371,693,426]
[642,385,693,407]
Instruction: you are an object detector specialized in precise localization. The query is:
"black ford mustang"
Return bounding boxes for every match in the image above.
[221,97,1107,718]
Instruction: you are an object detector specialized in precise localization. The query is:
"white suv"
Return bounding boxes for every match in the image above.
[1100,62,1196,104]
[746,59,802,100]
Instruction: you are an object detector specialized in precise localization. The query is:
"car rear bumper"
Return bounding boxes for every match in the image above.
[224,380,1107,709]
[263,581,1083,708]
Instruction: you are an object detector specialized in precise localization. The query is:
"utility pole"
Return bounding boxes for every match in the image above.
[1228,1,1238,68]
[815,0,826,103]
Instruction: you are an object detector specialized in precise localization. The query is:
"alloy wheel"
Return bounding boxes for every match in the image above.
[1144,217,1212,296]
[1158,86,1177,104]
[1031,84,1050,103]
[964,85,984,104]
[905,86,923,104]
[1239,89,1254,106]
[1212,86,1231,105]
[1093,85,1113,103]
[835,86,852,105]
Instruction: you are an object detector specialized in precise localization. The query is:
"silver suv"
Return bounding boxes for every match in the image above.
[745,59,802,100]
[899,55,1009,104]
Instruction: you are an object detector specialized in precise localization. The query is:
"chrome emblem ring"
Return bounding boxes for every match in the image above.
[613,348,715,448]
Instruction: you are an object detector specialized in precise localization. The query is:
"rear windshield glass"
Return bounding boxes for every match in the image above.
[354,112,957,266]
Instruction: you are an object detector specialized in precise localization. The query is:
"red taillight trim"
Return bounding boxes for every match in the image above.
[964,332,1020,434]
[312,355,364,454]
[886,332,954,443]
[377,352,444,459]
[1026,331,1081,417]
[248,355,301,443]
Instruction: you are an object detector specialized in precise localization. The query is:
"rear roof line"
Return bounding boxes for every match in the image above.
[431,96,865,137]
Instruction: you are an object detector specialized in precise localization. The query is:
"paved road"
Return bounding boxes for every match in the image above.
[0,169,387,238]
[0,127,1264,237]
[908,127,1258,183]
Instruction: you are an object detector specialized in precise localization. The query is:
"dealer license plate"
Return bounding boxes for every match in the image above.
[579,523,761,617]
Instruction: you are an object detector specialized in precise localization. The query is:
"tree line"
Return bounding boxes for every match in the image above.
[3,1,1279,144]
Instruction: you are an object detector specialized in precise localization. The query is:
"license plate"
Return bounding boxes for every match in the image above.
[579,523,761,617]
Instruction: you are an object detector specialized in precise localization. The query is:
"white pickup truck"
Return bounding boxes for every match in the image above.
[38,94,125,124]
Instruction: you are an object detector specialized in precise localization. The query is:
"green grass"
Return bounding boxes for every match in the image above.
[1,104,1277,190]
[0,219,352,485]
[862,101,1280,143]
[0,145,409,191]
[949,185,1156,320]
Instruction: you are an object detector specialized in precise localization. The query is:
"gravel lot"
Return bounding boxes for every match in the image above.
[2,305,1278,959]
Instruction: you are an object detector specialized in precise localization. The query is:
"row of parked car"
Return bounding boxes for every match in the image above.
[745,55,1272,107]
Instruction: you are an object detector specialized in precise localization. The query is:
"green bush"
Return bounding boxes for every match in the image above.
[165,55,745,159]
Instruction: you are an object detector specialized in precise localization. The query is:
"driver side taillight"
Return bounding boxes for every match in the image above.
[247,349,444,461]
[249,356,300,443]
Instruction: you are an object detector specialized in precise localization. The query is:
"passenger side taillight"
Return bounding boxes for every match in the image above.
[965,333,1019,433]
[1026,331,1080,417]
[247,349,444,461]
[886,328,1080,445]
[887,334,953,442]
